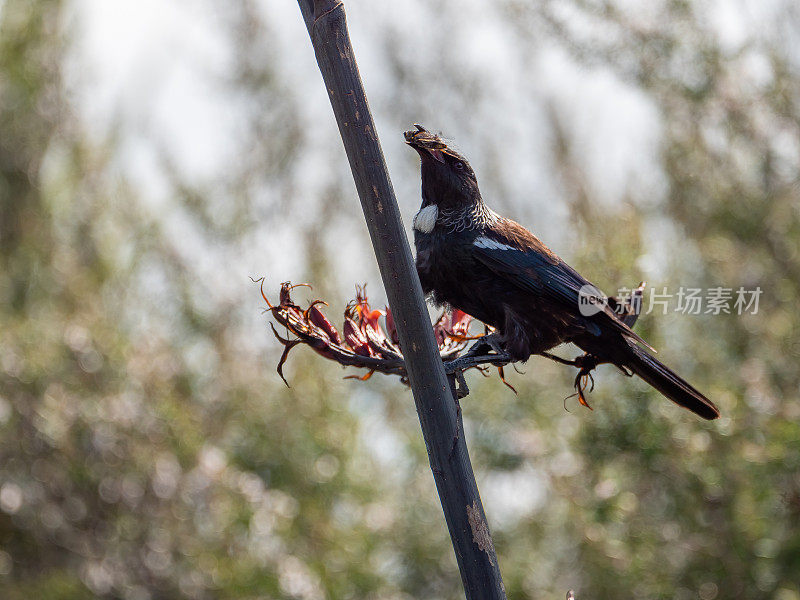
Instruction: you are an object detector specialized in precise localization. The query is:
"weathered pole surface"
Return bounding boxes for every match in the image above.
[295,1,507,598]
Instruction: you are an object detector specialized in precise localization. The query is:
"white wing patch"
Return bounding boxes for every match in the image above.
[473,236,516,251]
[413,204,439,233]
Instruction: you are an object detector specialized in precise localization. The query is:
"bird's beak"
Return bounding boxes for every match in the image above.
[404,124,446,163]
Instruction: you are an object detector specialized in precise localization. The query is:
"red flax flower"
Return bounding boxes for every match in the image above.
[257,278,485,387]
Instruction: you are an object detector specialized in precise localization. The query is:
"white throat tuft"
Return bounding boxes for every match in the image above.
[413,204,438,233]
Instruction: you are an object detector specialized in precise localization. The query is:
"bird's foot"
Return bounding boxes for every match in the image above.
[541,352,604,410]
[464,333,506,359]
[445,334,512,374]
[571,354,600,410]
[443,334,515,399]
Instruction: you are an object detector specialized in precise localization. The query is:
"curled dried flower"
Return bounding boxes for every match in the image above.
[256,278,478,387]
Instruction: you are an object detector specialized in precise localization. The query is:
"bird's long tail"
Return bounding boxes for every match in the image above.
[625,341,719,420]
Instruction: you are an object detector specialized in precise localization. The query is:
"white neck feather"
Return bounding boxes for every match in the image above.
[413,204,438,233]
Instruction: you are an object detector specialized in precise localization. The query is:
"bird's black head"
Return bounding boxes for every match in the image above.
[404,124,481,209]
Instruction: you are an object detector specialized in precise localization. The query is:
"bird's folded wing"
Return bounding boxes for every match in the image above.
[472,242,655,351]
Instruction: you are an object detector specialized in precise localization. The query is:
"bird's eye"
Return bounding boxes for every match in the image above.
[454,161,464,170]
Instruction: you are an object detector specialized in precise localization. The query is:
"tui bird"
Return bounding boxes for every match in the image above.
[405,124,719,420]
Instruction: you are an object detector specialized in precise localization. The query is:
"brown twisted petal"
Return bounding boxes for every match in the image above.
[306,301,342,344]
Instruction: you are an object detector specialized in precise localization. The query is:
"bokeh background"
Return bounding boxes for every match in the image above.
[2,0,799,598]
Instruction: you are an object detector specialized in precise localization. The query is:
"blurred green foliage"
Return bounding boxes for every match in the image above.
[1,1,799,599]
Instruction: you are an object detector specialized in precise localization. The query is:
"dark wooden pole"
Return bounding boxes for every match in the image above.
[295,1,506,598]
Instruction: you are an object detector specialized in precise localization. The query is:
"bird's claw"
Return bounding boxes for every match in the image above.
[465,333,505,360]
[571,353,601,410]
